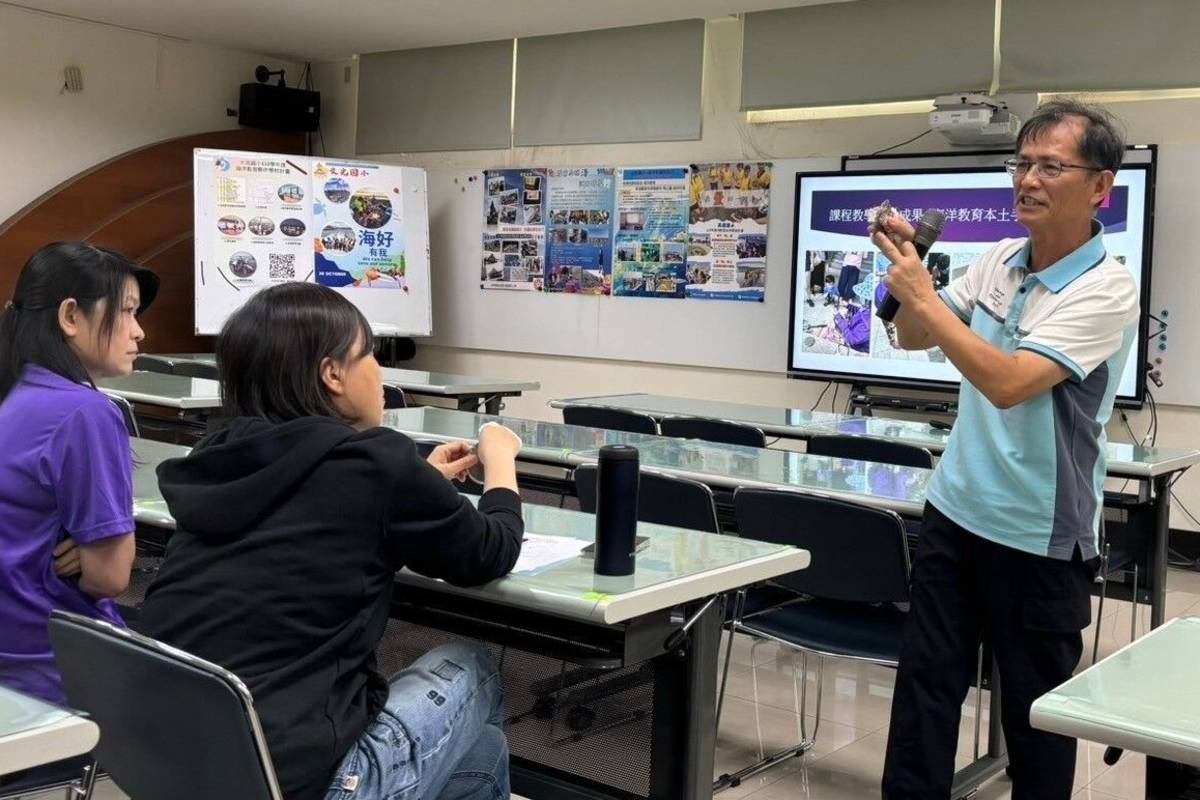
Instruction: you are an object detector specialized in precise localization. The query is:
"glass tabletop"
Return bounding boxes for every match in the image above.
[0,685,75,739]
[380,367,539,394]
[159,352,216,366]
[575,438,930,515]
[556,394,1200,476]
[555,393,839,433]
[98,371,221,406]
[1032,616,1200,764]
[403,498,804,624]
[382,407,667,463]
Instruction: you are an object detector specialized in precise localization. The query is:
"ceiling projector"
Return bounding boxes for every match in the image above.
[930,93,1021,147]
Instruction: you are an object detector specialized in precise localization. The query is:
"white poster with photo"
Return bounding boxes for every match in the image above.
[482,168,546,290]
[193,149,431,336]
[194,150,313,329]
[686,162,772,301]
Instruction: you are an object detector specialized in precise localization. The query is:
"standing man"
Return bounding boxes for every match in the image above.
[876,100,1140,799]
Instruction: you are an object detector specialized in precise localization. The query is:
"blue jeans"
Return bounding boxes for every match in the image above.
[325,641,509,800]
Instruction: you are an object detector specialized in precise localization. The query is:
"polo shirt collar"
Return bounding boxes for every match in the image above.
[19,363,89,391]
[1003,219,1107,293]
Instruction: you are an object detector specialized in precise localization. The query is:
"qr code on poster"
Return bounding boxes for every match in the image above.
[268,253,295,279]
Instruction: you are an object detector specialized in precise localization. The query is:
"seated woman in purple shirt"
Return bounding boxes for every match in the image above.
[0,241,158,706]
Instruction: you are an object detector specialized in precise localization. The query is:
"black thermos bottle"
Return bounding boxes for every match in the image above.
[593,445,640,576]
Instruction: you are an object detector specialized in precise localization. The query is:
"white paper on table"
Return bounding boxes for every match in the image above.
[512,532,588,575]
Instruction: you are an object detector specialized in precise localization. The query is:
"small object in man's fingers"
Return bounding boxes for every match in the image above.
[868,200,904,245]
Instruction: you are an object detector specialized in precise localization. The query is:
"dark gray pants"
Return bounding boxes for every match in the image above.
[882,503,1094,800]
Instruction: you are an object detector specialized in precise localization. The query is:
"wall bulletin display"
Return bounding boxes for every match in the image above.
[482,161,772,302]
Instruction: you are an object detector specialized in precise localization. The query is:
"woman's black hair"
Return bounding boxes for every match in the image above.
[217,282,375,423]
[0,241,158,401]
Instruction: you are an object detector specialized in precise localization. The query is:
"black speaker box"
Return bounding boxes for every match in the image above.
[238,83,320,132]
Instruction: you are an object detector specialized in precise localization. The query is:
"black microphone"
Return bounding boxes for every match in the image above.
[875,209,947,322]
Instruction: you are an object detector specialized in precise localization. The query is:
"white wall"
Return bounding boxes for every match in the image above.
[0,4,302,224]
[276,20,1200,534]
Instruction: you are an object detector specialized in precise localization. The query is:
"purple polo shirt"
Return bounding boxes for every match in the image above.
[0,364,132,705]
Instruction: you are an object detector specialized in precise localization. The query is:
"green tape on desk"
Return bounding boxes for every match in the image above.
[582,591,610,602]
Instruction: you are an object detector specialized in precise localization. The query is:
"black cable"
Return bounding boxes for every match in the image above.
[830,383,840,413]
[810,382,832,411]
[1147,388,1158,446]
[871,129,933,156]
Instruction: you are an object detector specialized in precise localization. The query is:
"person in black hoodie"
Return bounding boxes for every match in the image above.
[138,283,524,800]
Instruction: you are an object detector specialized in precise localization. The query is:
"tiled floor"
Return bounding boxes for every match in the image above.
[21,567,1200,800]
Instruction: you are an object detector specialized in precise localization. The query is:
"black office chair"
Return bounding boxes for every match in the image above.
[573,463,719,534]
[516,465,720,741]
[107,394,139,438]
[561,405,658,435]
[658,415,767,449]
[715,488,911,789]
[805,434,933,469]
[383,384,408,409]
[133,355,174,375]
[48,610,284,800]
[172,361,219,381]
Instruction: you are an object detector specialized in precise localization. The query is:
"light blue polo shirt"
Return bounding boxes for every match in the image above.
[928,221,1140,560]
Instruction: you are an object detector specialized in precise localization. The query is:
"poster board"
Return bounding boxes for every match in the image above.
[193,149,432,336]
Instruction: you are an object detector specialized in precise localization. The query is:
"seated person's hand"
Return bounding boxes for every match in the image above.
[53,537,82,578]
[476,422,522,466]
[426,441,478,482]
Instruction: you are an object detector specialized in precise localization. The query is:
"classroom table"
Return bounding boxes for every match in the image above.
[1031,616,1200,797]
[0,686,99,778]
[552,392,1200,627]
[128,438,810,800]
[376,408,1005,798]
[155,354,540,414]
[97,372,221,414]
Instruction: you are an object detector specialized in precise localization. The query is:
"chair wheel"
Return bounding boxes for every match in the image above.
[565,706,596,731]
[532,696,556,720]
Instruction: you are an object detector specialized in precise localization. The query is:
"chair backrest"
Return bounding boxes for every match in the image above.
[561,405,658,435]
[107,394,139,437]
[48,610,283,800]
[574,464,719,533]
[383,384,407,409]
[733,488,910,604]
[172,361,219,381]
[806,434,933,470]
[658,415,767,448]
[133,355,175,375]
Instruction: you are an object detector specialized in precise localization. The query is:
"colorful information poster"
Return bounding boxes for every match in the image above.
[686,162,772,301]
[207,152,311,291]
[544,167,616,295]
[482,169,546,290]
[611,167,691,299]
[312,160,409,290]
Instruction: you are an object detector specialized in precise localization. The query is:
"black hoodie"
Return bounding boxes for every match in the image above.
[138,416,523,800]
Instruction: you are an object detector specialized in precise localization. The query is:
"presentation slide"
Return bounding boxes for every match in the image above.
[789,165,1151,401]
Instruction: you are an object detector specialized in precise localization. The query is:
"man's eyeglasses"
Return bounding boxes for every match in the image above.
[1004,158,1104,179]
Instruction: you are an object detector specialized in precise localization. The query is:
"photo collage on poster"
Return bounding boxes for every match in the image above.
[210,153,311,289]
[612,167,690,298]
[687,162,772,301]
[313,161,408,291]
[481,162,771,301]
[545,167,615,295]
[482,169,547,290]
